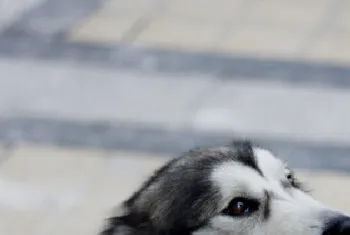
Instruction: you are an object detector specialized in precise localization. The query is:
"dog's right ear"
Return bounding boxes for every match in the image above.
[100,215,127,235]
[100,204,153,235]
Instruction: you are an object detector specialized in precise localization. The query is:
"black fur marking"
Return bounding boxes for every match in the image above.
[263,190,271,221]
[100,152,221,235]
[231,141,263,176]
[125,157,179,207]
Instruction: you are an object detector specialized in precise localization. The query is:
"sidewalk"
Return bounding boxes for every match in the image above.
[0,143,349,235]
[70,0,350,63]
[0,144,166,235]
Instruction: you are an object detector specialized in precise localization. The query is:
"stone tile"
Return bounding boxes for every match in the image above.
[70,0,160,44]
[333,1,350,31]
[37,151,168,235]
[91,0,159,18]
[0,144,104,187]
[245,0,329,29]
[69,10,141,43]
[219,25,307,58]
[0,0,45,32]
[36,205,106,235]
[0,143,7,162]
[135,19,222,51]
[0,59,214,128]
[303,31,350,64]
[103,0,158,12]
[160,0,242,23]
[0,207,50,235]
[297,170,350,213]
[0,144,106,235]
[85,151,167,204]
[192,80,350,144]
[0,145,104,219]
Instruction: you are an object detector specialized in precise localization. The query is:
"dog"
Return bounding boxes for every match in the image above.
[99,141,350,234]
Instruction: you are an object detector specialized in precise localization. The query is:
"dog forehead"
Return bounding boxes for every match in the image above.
[211,161,268,201]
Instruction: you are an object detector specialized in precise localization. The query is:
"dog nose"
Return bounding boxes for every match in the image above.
[323,216,350,234]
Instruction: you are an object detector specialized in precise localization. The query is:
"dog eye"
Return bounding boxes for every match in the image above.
[287,173,294,184]
[286,172,299,188]
[222,198,259,217]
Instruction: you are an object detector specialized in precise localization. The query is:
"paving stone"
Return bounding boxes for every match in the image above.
[0,144,104,187]
[37,151,168,235]
[0,0,44,31]
[0,207,50,235]
[135,19,222,51]
[36,206,106,235]
[89,4,151,18]
[192,80,350,144]
[0,145,105,213]
[219,24,307,58]
[297,170,350,213]
[103,0,158,12]
[0,143,8,163]
[245,0,330,29]
[69,0,163,43]
[0,59,214,128]
[303,31,350,64]
[70,12,138,43]
[333,2,350,31]
[0,144,107,235]
[160,0,242,23]
[85,151,167,205]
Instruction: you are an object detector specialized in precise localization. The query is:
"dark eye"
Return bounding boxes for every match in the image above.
[286,172,302,189]
[222,198,259,217]
[287,173,294,184]
[286,172,299,188]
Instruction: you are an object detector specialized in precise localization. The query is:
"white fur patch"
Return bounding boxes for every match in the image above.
[201,147,340,235]
[211,161,268,209]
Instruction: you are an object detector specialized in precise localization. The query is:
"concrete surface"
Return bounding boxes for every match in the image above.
[2,58,350,144]
[70,0,350,63]
[0,0,44,31]
[0,144,166,235]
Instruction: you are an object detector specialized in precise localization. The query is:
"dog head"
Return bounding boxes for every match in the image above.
[100,141,350,235]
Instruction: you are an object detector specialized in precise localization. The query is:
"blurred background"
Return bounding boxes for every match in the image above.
[1,0,350,234]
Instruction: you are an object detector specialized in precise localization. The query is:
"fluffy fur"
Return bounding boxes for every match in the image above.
[100,141,350,235]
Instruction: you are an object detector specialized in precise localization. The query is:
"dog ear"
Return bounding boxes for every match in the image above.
[100,211,153,235]
[100,215,125,235]
[100,203,152,235]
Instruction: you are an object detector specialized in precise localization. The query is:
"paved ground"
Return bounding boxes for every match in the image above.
[70,0,350,63]
[0,0,44,31]
[0,0,350,234]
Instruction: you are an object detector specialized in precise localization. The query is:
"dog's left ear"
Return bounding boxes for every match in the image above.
[100,215,125,235]
[100,210,152,235]
[100,203,152,235]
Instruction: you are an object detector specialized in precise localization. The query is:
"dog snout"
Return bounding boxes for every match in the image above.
[323,215,350,235]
